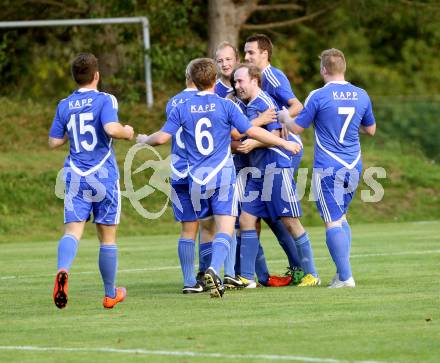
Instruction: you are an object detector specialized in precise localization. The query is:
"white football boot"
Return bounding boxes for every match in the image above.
[328,276,356,288]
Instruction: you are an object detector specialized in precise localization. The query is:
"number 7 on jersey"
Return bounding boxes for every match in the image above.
[338,107,355,144]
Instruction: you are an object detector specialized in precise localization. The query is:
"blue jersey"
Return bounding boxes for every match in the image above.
[231,98,249,171]
[246,91,291,170]
[262,65,296,110]
[162,92,251,188]
[165,88,198,183]
[214,79,233,98]
[262,64,303,156]
[295,81,376,169]
[49,88,119,180]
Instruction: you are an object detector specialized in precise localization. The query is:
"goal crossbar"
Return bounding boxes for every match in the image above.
[0,17,153,107]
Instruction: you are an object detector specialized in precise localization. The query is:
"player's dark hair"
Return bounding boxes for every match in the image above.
[232,63,261,87]
[189,58,217,90]
[320,48,346,75]
[245,34,273,61]
[71,53,99,86]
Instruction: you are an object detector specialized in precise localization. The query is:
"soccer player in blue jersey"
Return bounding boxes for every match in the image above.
[214,41,240,98]
[213,42,245,289]
[285,48,376,288]
[49,53,134,309]
[233,63,319,287]
[244,34,313,284]
[138,61,204,294]
[138,58,301,298]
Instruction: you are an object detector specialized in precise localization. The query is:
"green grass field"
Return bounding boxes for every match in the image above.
[1,221,439,363]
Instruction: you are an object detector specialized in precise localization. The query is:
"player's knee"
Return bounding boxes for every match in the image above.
[325,220,342,229]
[281,217,305,238]
[180,221,198,240]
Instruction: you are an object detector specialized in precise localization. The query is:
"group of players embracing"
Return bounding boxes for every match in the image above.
[138,33,375,298]
[50,33,375,307]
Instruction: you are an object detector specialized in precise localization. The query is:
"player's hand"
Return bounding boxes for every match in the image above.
[277,107,291,125]
[283,140,302,154]
[124,125,135,140]
[257,107,277,125]
[237,139,259,154]
[136,133,149,144]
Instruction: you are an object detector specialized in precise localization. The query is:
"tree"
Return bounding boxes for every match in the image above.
[208,0,257,56]
[207,0,336,55]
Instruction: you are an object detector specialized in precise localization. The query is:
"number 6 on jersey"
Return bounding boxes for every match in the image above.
[195,117,214,155]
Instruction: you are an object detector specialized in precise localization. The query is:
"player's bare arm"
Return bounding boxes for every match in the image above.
[231,109,277,140]
[359,124,376,136]
[287,97,303,118]
[246,126,301,154]
[136,130,172,146]
[48,134,68,149]
[104,122,134,140]
[237,129,280,154]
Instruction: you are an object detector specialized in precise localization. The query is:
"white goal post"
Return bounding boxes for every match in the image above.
[0,17,153,107]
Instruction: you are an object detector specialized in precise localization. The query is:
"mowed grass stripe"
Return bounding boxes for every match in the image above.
[1,248,440,281]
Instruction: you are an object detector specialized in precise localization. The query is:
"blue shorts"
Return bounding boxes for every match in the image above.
[312,164,361,223]
[170,182,197,222]
[241,167,302,220]
[64,178,121,225]
[190,183,238,220]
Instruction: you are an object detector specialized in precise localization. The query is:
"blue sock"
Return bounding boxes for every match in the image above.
[178,238,196,287]
[210,233,232,274]
[255,243,270,283]
[326,226,352,281]
[223,231,237,277]
[294,232,317,277]
[240,230,260,280]
[235,233,241,275]
[57,234,78,271]
[199,242,212,272]
[99,244,118,298]
[265,218,301,268]
[342,220,352,251]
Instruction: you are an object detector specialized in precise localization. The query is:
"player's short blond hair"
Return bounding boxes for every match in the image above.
[189,58,217,90]
[214,41,240,61]
[320,48,346,75]
[185,59,195,83]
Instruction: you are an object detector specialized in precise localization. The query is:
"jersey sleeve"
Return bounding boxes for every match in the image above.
[295,91,318,129]
[49,105,65,139]
[165,98,174,118]
[361,96,376,126]
[161,106,181,135]
[228,100,252,134]
[101,94,119,125]
[273,73,296,105]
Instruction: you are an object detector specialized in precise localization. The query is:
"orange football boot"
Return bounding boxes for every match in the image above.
[103,287,126,309]
[53,269,69,309]
[266,275,292,287]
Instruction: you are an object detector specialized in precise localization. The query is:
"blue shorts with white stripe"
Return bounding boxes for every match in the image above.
[312,163,362,223]
[241,167,302,221]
